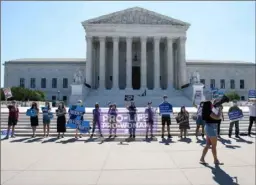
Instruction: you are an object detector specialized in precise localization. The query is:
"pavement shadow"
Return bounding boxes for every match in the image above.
[85,137,103,143]
[25,137,42,143]
[203,163,239,185]
[58,138,79,144]
[196,137,206,147]
[41,137,60,143]
[218,137,232,145]
[178,138,192,144]
[10,137,31,143]
[159,138,175,145]
[225,145,241,149]
[234,137,253,144]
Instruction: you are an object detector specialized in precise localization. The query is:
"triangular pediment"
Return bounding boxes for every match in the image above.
[83,7,190,26]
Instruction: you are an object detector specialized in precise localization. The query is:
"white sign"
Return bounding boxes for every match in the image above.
[3,88,12,99]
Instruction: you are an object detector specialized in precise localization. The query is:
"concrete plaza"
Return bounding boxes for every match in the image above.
[1,136,255,185]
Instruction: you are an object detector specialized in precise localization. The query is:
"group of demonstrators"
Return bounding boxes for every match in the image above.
[4,96,256,144]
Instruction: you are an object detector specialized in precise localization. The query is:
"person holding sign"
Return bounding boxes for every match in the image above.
[6,101,19,139]
[42,102,51,137]
[247,99,256,136]
[30,102,39,138]
[228,100,243,138]
[56,102,67,138]
[159,95,173,138]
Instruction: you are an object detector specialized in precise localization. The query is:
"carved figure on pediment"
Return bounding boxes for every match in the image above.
[89,9,183,26]
[73,68,85,85]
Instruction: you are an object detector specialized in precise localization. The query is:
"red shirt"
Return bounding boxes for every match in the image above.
[8,105,19,120]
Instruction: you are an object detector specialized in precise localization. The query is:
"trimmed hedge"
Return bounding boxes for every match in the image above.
[1,87,45,101]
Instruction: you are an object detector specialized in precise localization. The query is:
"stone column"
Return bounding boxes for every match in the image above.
[126,37,132,89]
[178,37,187,88]
[154,37,160,89]
[112,37,119,90]
[167,37,173,89]
[99,36,106,90]
[141,37,147,89]
[85,36,92,86]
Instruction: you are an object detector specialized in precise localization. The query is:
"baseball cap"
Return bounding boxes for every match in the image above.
[163,95,167,98]
[77,100,82,103]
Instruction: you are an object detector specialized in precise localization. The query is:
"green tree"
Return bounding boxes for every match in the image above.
[225,91,240,101]
[0,87,46,101]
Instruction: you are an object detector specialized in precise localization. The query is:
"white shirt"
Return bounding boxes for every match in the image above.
[197,107,202,117]
[249,103,256,117]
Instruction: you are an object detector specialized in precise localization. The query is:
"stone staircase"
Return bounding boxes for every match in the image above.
[1,109,254,137]
[84,89,192,107]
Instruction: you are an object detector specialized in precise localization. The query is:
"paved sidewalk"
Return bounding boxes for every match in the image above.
[1,136,255,185]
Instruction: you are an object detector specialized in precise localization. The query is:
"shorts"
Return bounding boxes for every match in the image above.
[196,116,205,126]
[204,123,217,137]
[161,116,171,126]
[8,117,17,126]
[43,118,50,125]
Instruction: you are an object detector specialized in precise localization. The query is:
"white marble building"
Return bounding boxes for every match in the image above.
[3,7,256,103]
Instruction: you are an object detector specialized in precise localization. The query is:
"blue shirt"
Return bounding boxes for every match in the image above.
[159,101,173,116]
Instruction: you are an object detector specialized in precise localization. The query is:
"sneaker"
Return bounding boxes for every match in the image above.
[201,134,204,138]
[146,135,148,139]
[235,135,240,138]
[90,134,94,138]
[5,135,9,139]
[79,135,82,138]
[61,135,64,138]
[133,135,136,138]
[11,135,16,138]
[168,134,171,138]
[109,135,112,138]
[114,135,117,138]
[129,134,132,138]
[228,135,231,138]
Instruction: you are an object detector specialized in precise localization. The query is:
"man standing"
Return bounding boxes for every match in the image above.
[228,100,242,138]
[159,95,173,138]
[6,101,19,139]
[248,100,256,136]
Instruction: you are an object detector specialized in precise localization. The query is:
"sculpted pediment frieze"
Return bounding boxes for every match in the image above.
[83,7,189,26]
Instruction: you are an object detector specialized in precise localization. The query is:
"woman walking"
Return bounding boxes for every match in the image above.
[42,102,51,137]
[30,102,39,138]
[108,103,118,138]
[200,100,223,165]
[56,102,66,138]
[176,106,190,138]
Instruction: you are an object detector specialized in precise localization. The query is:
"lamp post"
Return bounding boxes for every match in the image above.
[57,90,60,101]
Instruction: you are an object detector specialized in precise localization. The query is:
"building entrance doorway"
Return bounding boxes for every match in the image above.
[132,66,141,89]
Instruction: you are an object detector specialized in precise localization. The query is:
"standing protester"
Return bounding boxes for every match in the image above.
[159,95,172,138]
[42,102,51,137]
[228,100,242,138]
[176,106,190,138]
[56,102,66,138]
[91,103,103,138]
[193,101,205,139]
[145,101,154,139]
[216,105,224,137]
[108,103,118,138]
[6,101,19,139]
[247,100,256,136]
[126,101,137,138]
[200,100,223,165]
[74,100,85,138]
[30,102,39,138]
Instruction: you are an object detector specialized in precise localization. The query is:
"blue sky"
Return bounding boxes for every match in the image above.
[1,1,255,87]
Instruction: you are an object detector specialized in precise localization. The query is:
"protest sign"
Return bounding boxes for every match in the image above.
[66,105,90,133]
[3,88,12,99]
[41,107,54,119]
[248,90,256,99]
[1,130,12,140]
[26,109,37,117]
[159,102,173,115]
[228,110,244,121]
[124,95,134,101]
